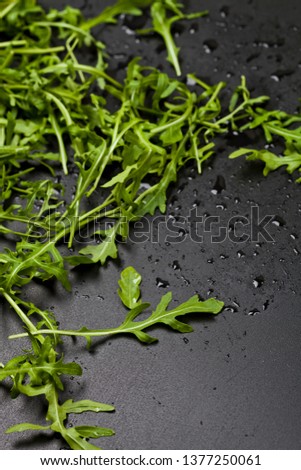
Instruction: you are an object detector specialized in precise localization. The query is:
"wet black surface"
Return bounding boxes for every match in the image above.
[0,0,301,450]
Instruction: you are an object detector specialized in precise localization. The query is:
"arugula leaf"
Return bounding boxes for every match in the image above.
[118,266,142,309]
[229,148,301,179]
[6,423,51,434]
[227,78,301,181]
[67,226,119,266]
[61,399,115,414]
[82,0,153,30]
[149,1,208,76]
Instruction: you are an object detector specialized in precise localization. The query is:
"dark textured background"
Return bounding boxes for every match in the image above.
[0,0,301,450]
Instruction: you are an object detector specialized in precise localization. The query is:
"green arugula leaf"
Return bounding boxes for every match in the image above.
[74,426,115,438]
[118,266,142,309]
[82,0,153,30]
[229,148,301,179]
[150,1,208,76]
[61,399,115,414]
[66,226,118,266]
[6,423,51,434]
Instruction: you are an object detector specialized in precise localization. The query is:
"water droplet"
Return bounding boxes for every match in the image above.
[220,6,229,17]
[219,254,228,259]
[262,300,269,311]
[186,76,196,86]
[122,25,135,36]
[211,175,226,194]
[183,337,189,344]
[203,39,219,54]
[248,309,260,316]
[224,305,238,313]
[156,278,169,288]
[253,276,264,288]
[293,248,300,255]
[272,216,285,227]
[181,275,190,286]
[237,250,245,258]
[82,294,90,299]
[177,184,186,196]
[139,182,151,191]
[207,258,214,264]
[172,260,181,270]
[97,295,104,300]
[271,74,280,82]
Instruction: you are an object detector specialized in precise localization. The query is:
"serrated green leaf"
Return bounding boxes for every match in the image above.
[67,226,118,266]
[102,164,138,188]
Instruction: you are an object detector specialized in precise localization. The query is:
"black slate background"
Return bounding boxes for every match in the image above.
[0,0,300,450]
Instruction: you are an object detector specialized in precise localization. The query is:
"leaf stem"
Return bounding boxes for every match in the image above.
[1,291,38,336]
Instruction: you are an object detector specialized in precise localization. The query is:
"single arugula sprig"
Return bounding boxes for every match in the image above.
[149,1,208,76]
[227,79,301,181]
[10,266,224,345]
[229,148,301,182]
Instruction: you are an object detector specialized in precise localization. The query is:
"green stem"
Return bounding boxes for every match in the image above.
[1,292,38,336]
[49,113,68,175]
[0,40,26,48]
[266,124,301,142]
[0,47,65,55]
[44,92,73,127]
[150,98,192,134]
[0,1,17,19]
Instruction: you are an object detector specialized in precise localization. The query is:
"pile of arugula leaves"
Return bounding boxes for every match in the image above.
[0,0,300,450]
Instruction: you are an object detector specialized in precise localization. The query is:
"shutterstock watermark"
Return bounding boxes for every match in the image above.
[36,205,275,245]
[126,205,275,245]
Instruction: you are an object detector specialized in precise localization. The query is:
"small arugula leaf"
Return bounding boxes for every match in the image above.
[150,1,208,76]
[61,399,115,414]
[135,160,177,216]
[229,148,301,178]
[6,423,51,434]
[67,226,118,266]
[102,164,138,188]
[74,426,115,438]
[118,266,142,309]
[151,2,181,75]
[82,0,152,30]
